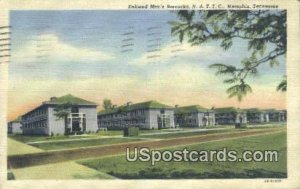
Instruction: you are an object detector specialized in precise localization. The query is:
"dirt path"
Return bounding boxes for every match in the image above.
[8,128,285,169]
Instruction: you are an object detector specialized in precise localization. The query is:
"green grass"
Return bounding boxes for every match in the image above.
[137,128,240,139]
[30,137,143,151]
[246,122,286,129]
[95,130,123,136]
[78,130,287,179]
[97,128,191,135]
[8,134,92,143]
[7,138,43,155]
[137,124,285,139]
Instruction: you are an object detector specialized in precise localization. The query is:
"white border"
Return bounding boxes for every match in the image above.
[0,0,299,188]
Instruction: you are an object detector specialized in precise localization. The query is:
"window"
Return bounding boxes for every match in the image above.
[71,107,79,113]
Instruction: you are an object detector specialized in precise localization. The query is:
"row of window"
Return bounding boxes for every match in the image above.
[100,109,146,119]
[23,120,48,129]
[22,116,47,124]
[99,118,146,126]
[215,114,237,119]
[23,108,47,120]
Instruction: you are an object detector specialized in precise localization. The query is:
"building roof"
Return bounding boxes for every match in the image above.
[9,116,21,123]
[243,108,265,113]
[98,100,173,116]
[214,107,240,113]
[43,94,97,106]
[21,94,97,117]
[174,105,209,114]
[263,109,285,113]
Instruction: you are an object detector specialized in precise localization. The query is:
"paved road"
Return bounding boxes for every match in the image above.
[8,128,285,169]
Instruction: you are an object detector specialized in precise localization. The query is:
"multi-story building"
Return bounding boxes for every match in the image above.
[214,107,247,125]
[174,105,215,127]
[244,108,269,124]
[21,94,98,135]
[265,109,287,122]
[7,117,22,134]
[98,101,175,130]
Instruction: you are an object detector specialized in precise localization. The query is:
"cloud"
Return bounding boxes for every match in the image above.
[12,34,115,64]
[130,41,220,66]
[145,63,220,90]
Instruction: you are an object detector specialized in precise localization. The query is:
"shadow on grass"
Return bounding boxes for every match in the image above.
[108,168,287,179]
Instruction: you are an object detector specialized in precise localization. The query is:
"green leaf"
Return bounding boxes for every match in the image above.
[223,78,237,84]
[226,82,252,101]
[209,63,237,76]
[269,59,279,67]
[276,75,287,92]
[220,38,233,50]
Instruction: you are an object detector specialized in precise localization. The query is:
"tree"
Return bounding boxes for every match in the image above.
[277,75,287,92]
[103,98,112,110]
[170,10,286,101]
[54,102,73,135]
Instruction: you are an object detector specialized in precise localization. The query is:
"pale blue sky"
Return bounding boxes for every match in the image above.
[10,10,285,80]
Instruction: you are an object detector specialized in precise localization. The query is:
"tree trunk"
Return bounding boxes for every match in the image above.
[64,116,68,135]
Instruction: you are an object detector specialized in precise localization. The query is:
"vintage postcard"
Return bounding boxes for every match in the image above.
[0,0,299,189]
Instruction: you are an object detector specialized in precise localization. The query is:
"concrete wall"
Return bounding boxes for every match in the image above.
[80,107,98,132]
[98,110,148,129]
[149,109,175,129]
[197,113,205,126]
[196,112,215,127]
[209,112,216,126]
[175,112,215,127]
[167,109,175,128]
[7,122,22,134]
[48,106,98,135]
[236,113,247,124]
[48,107,64,135]
[22,106,49,135]
[98,108,174,130]
[264,113,269,122]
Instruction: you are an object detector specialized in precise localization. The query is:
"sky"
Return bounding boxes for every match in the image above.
[8,10,286,121]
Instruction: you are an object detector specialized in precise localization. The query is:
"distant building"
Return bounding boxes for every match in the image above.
[244,108,269,124]
[265,109,287,122]
[98,101,175,130]
[21,94,98,135]
[214,107,247,125]
[174,105,215,127]
[8,117,22,134]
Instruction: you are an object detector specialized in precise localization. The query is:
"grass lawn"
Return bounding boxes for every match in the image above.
[246,122,286,129]
[137,128,242,139]
[8,138,43,155]
[78,130,287,179]
[10,161,115,179]
[137,124,285,139]
[8,134,94,143]
[30,137,143,151]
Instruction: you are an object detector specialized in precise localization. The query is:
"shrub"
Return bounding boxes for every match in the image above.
[51,132,54,137]
[65,128,71,135]
[7,172,15,180]
[124,126,139,137]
